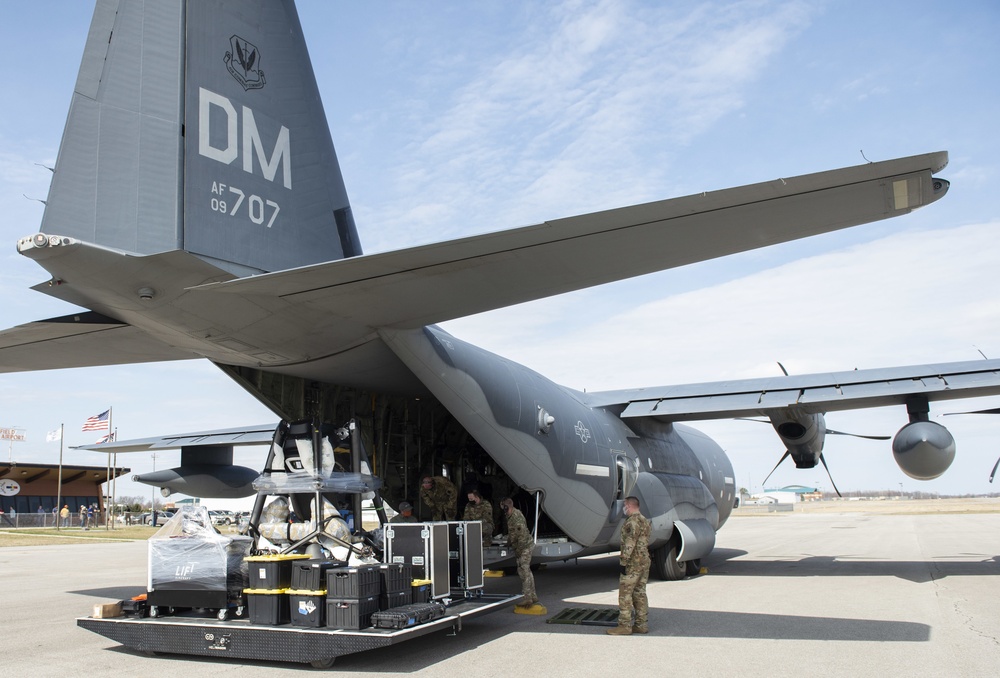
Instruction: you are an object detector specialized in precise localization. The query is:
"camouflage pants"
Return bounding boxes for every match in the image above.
[428,503,456,521]
[617,568,648,627]
[516,548,537,604]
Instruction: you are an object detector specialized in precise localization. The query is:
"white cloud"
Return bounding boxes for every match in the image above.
[357,0,818,252]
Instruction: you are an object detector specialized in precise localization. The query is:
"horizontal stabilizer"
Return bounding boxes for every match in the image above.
[74,423,278,453]
[0,311,195,372]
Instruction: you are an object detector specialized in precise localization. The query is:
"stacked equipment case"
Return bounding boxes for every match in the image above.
[326,564,381,629]
[384,522,450,599]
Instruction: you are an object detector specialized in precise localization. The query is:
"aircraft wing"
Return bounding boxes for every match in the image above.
[585,359,1000,421]
[190,152,949,330]
[73,423,279,453]
[0,310,197,372]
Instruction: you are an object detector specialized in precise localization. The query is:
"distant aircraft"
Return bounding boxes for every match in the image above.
[4,0,999,579]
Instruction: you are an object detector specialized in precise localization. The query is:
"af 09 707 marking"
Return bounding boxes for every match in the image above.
[210,181,280,228]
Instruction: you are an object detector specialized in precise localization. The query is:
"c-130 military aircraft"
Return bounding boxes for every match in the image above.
[3,0,999,579]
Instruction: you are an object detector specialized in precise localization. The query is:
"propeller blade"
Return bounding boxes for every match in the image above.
[990,457,1000,484]
[762,450,791,487]
[825,428,890,441]
[737,417,889,440]
[819,453,842,497]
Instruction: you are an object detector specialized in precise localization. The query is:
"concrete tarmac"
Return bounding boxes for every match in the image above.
[3,509,999,677]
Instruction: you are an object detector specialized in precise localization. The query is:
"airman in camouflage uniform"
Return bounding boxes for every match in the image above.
[462,490,494,547]
[389,501,417,523]
[608,496,651,635]
[501,497,537,607]
[419,475,457,520]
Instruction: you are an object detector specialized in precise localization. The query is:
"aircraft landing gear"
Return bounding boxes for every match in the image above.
[651,536,686,581]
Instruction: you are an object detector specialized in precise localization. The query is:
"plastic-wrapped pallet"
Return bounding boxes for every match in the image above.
[147,505,252,602]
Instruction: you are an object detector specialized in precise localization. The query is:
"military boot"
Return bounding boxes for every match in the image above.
[606,624,633,636]
[633,624,649,634]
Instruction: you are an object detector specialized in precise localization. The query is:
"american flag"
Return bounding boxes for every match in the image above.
[82,410,110,431]
[96,431,117,444]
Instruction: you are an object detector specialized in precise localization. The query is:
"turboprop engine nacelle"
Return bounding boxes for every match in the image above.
[770,410,826,468]
[132,464,259,498]
[891,421,955,480]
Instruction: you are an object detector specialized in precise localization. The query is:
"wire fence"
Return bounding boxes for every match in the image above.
[0,511,163,529]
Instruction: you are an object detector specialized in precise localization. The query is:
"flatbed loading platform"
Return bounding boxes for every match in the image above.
[79,593,519,668]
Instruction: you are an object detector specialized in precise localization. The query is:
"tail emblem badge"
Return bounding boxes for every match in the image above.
[225,35,266,91]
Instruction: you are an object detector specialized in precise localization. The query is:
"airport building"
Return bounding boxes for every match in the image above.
[0,461,130,523]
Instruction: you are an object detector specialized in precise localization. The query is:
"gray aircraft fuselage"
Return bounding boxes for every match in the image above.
[382,326,735,552]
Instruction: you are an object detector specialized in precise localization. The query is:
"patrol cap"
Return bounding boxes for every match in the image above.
[399,502,413,512]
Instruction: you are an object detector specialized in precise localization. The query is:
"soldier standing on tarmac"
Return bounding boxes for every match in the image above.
[463,489,494,547]
[501,497,539,609]
[419,475,457,520]
[608,496,651,635]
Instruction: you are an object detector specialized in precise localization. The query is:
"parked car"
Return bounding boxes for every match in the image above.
[209,510,234,525]
[140,511,175,526]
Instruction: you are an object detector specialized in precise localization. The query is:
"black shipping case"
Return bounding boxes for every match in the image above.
[411,580,431,604]
[327,565,381,599]
[448,521,485,592]
[290,560,341,591]
[245,589,290,625]
[287,589,326,628]
[379,589,411,610]
[371,601,447,630]
[246,554,310,590]
[326,595,379,630]
[376,562,413,593]
[384,522,450,599]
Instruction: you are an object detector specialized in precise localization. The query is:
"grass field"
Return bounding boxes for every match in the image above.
[0,523,242,547]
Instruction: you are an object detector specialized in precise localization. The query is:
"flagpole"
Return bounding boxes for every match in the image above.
[55,423,64,531]
[104,406,112,530]
[111,429,118,531]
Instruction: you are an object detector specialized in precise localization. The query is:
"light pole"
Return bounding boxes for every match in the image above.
[150,452,157,525]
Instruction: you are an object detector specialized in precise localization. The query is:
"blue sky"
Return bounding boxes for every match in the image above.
[2,0,1000,507]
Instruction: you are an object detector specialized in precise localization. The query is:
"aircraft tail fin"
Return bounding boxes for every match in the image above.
[40,0,361,276]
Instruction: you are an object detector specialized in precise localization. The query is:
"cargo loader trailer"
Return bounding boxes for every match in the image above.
[78,592,519,669]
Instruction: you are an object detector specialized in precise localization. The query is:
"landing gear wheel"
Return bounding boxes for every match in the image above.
[685,558,702,577]
[651,537,686,581]
[310,657,336,669]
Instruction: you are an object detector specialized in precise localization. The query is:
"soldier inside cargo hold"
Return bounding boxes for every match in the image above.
[463,489,494,547]
[419,475,457,520]
[501,497,538,608]
[390,501,417,523]
[607,495,651,636]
